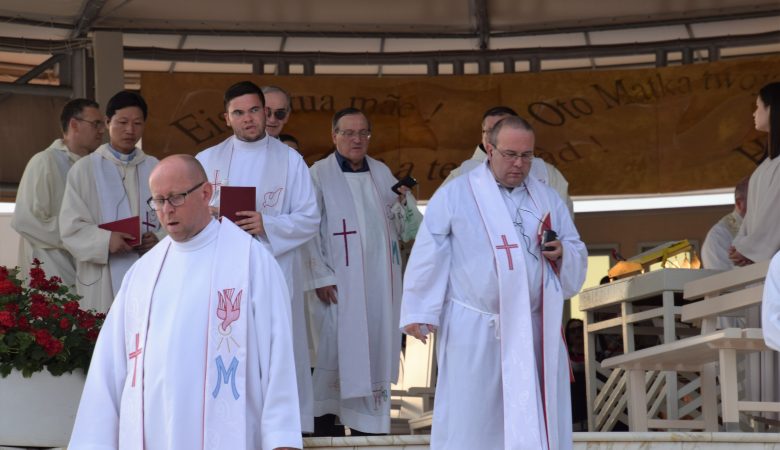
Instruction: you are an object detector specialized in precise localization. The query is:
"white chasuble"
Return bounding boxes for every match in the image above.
[69,219,303,450]
[702,210,742,271]
[60,144,159,312]
[734,155,780,262]
[400,162,587,450]
[11,139,81,286]
[763,251,780,352]
[91,147,159,298]
[306,153,406,433]
[197,135,319,432]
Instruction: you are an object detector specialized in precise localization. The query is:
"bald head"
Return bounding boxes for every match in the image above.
[152,154,208,183]
[149,154,213,242]
[735,175,750,217]
[487,115,534,149]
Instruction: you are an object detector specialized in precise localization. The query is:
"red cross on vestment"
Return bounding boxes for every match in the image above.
[333,218,357,266]
[495,234,519,270]
[211,169,225,192]
[128,333,143,387]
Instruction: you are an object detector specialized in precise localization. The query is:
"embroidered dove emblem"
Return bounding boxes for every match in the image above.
[262,187,284,209]
[217,288,242,331]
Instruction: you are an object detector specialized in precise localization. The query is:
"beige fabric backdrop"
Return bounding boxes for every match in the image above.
[133,56,780,197]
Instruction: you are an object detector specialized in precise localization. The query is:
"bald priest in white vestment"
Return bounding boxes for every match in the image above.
[60,91,163,312]
[69,155,302,450]
[196,80,320,432]
[401,116,587,450]
[302,108,422,435]
[440,105,573,216]
[702,176,748,271]
[12,98,105,286]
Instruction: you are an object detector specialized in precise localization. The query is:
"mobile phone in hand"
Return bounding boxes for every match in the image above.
[542,229,558,252]
[392,176,418,195]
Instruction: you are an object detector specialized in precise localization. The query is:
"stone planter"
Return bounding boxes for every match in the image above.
[0,369,86,447]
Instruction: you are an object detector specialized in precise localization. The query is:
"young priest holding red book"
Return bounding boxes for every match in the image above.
[60,91,163,313]
[196,80,320,433]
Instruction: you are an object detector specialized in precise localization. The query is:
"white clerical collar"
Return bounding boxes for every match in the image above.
[172,218,219,252]
[497,181,527,196]
[107,144,137,162]
[232,134,269,152]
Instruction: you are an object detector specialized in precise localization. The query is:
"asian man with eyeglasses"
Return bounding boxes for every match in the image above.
[60,91,164,313]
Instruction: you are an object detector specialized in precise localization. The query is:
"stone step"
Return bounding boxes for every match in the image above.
[302,432,780,449]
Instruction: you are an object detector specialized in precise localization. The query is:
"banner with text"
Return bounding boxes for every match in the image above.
[141,56,780,198]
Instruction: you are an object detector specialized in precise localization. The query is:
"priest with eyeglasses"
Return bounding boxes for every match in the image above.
[301,107,422,436]
[400,115,587,450]
[69,155,302,450]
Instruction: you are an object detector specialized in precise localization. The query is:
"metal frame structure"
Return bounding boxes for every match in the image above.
[0,7,778,98]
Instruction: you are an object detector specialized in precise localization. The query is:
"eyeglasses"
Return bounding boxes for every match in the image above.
[336,129,371,139]
[74,117,105,130]
[265,108,288,121]
[146,181,205,211]
[495,148,534,162]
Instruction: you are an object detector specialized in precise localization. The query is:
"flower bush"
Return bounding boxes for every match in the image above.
[0,260,104,377]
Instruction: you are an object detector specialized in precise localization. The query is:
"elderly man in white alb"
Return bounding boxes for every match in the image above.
[441,105,573,215]
[401,116,587,449]
[12,98,104,286]
[69,155,302,450]
[302,107,422,436]
[196,80,320,432]
[702,176,749,271]
[59,91,162,312]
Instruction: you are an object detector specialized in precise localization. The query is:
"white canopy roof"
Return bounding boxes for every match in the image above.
[0,0,777,82]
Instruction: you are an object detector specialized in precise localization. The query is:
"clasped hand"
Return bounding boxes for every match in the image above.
[234,210,265,237]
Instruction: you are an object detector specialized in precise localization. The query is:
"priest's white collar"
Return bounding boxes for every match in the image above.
[232,133,269,152]
[171,218,219,252]
[107,144,138,162]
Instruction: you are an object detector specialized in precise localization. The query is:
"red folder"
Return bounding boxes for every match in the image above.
[220,186,256,224]
[99,216,141,247]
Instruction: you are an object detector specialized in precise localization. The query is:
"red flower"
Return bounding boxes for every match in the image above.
[0,311,13,327]
[45,339,63,356]
[33,328,52,345]
[30,299,50,319]
[0,279,21,295]
[16,315,31,331]
[32,328,63,356]
[86,328,100,342]
[0,263,105,375]
[78,314,97,329]
[29,267,45,282]
[63,301,80,315]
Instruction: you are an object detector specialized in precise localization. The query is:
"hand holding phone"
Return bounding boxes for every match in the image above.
[542,229,558,252]
[392,176,418,195]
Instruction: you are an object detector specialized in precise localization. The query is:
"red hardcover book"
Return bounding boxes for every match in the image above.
[98,216,141,247]
[220,186,256,224]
